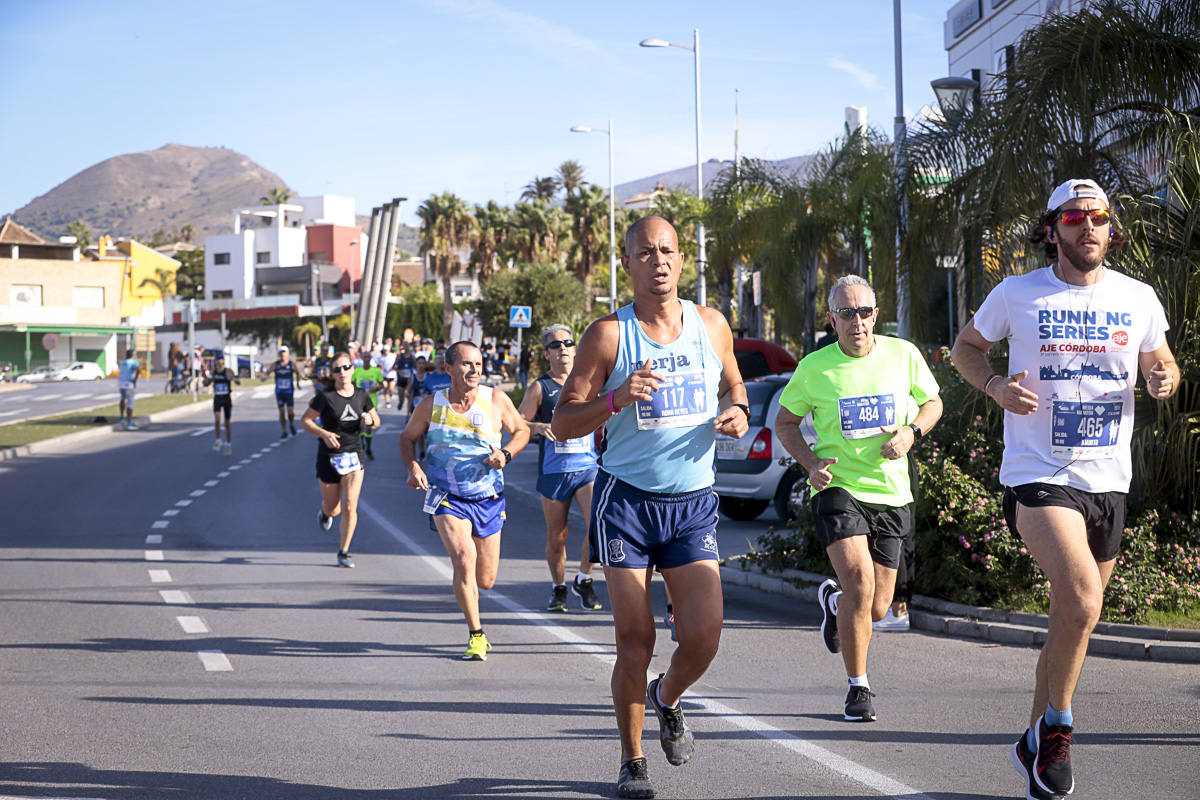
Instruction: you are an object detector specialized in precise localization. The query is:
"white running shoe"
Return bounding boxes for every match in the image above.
[212,439,222,452]
[223,443,232,456]
[873,608,911,632]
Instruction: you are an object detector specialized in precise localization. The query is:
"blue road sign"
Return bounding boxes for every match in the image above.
[509,305,532,328]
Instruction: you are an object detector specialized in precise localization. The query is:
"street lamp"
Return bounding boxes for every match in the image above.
[571,121,618,313]
[641,29,707,307]
[930,75,980,117]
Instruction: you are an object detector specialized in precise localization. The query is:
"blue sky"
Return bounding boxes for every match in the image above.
[1,0,953,226]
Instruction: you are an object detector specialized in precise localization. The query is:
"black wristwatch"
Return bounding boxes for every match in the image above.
[732,403,751,420]
[907,423,924,439]
[500,448,512,465]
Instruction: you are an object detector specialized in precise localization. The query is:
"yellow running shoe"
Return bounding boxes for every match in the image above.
[462,632,491,661]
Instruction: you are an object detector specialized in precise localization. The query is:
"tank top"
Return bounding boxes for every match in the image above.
[211,370,232,397]
[274,361,296,393]
[425,388,504,500]
[534,373,598,476]
[599,299,721,493]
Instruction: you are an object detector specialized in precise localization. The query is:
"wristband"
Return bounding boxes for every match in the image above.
[984,374,1002,396]
[732,403,751,420]
[500,448,512,465]
[606,389,618,415]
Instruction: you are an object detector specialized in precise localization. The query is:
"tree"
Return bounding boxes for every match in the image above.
[138,267,177,310]
[417,192,478,339]
[293,321,322,358]
[556,160,587,198]
[65,220,92,250]
[173,249,204,300]
[478,262,589,341]
[565,184,610,304]
[520,176,559,204]
[260,187,291,205]
[180,224,195,243]
[471,201,512,283]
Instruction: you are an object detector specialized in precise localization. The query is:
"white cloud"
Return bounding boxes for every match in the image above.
[428,0,604,58]
[827,58,882,91]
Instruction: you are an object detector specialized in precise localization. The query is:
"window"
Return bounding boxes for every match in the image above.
[452,283,472,299]
[10,284,42,305]
[256,251,271,264]
[73,286,105,308]
[310,251,329,264]
[211,290,233,299]
[213,252,231,265]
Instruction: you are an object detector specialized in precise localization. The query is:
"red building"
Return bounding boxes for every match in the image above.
[306,224,363,293]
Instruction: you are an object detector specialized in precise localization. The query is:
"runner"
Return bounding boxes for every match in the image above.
[203,354,241,456]
[950,179,1179,800]
[395,345,415,414]
[269,346,305,438]
[517,323,603,612]
[312,345,335,390]
[422,351,452,397]
[379,344,398,410]
[301,350,380,568]
[117,349,140,430]
[399,340,530,661]
[352,355,384,460]
[774,274,942,723]
[552,216,749,799]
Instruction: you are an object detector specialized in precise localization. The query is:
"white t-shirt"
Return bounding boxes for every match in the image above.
[973,265,1168,493]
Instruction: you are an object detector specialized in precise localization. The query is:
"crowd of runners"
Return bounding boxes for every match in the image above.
[169,179,1177,800]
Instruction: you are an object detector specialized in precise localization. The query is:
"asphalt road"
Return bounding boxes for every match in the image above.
[0,378,161,424]
[1,390,1196,799]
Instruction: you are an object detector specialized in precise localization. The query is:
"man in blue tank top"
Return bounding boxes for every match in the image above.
[518,323,603,613]
[270,346,306,439]
[553,216,750,800]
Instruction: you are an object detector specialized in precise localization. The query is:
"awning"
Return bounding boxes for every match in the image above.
[0,324,135,335]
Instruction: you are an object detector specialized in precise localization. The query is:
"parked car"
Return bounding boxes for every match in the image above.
[733,338,797,380]
[15,365,57,383]
[714,373,816,522]
[49,361,105,381]
[201,349,252,378]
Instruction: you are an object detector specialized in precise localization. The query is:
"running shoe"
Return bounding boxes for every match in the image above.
[873,608,911,632]
[462,632,491,661]
[645,674,693,766]
[570,576,602,610]
[318,509,333,531]
[616,757,654,799]
[843,685,877,721]
[223,443,232,456]
[126,421,137,430]
[818,579,841,653]
[664,607,677,642]
[337,550,355,568]
[290,425,298,436]
[366,448,375,460]
[1033,716,1074,796]
[1011,729,1063,800]
[212,439,222,452]
[280,431,288,440]
[547,584,568,612]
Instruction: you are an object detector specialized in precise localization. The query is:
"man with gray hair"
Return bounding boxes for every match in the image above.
[518,323,603,612]
[774,274,942,722]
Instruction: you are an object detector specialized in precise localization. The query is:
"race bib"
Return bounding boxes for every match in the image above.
[1051,399,1121,460]
[554,436,591,454]
[635,371,709,431]
[329,451,362,475]
[276,377,292,392]
[214,383,230,396]
[838,394,896,439]
[422,486,449,514]
[358,379,376,393]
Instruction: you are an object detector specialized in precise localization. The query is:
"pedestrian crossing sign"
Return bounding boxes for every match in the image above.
[509,305,532,328]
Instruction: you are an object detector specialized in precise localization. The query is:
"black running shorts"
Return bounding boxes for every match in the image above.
[810,487,911,569]
[212,396,232,419]
[1003,482,1126,562]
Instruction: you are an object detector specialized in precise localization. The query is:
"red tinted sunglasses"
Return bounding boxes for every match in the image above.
[1056,208,1110,226]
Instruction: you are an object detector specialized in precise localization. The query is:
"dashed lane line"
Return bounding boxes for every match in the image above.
[217,471,231,478]
[145,534,162,544]
[159,590,193,605]
[177,616,209,634]
[148,570,172,583]
[144,550,164,561]
[175,499,192,507]
[151,520,169,529]
[189,428,210,437]
[190,489,206,497]
[197,650,233,671]
[162,509,179,517]
[204,480,219,487]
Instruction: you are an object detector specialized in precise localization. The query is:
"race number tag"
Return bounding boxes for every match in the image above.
[1051,399,1121,460]
[838,394,896,439]
[553,436,591,454]
[422,486,449,514]
[635,371,708,431]
[276,377,292,392]
[358,379,375,393]
[214,382,230,396]
[329,451,362,475]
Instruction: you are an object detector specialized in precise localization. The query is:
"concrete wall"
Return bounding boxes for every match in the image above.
[0,257,123,327]
[945,0,1093,82]
[296,195,356,227]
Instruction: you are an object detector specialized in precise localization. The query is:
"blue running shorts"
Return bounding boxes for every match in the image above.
[537,467,598,502]
[428,492,506,539]
[276,391,294,408]
[589,469,719,569]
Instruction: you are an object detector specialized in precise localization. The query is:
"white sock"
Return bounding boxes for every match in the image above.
[829,591,841,615]
[848,675,869,689]
[575,573,588,585]
[656,681,679,710]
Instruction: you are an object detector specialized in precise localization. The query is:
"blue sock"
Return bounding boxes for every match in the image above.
[1044,703,1073,728]
[1025,727,1037,751]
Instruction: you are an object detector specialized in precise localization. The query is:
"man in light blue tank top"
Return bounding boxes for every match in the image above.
[552,216,750,800]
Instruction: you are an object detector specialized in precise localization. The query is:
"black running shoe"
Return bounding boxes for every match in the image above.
[280,431,288,440]
[366,448,375,460]
[818,579,841,654]
[616,757,654,799]
[318,509,333,531]
[646,675,694,766]
[843,685,877,722]
[1011,729,1063,800]
[570,576,602,610]
[337,550,355,568]
[1034,716,1074,796]
[547,584,568,612]
[290,425,298,436]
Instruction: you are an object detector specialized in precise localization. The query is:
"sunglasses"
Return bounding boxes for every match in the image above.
[546,339,576,350]
[333,364,354,373]
[833,306,875,320]
[1056,208,1110,226]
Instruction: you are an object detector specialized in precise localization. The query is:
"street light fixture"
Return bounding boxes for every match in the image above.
[571,121,619,313]
[640,29,708,307]
[930,75,981,116]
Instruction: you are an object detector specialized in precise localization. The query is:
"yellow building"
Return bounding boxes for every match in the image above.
[90,235,182,326]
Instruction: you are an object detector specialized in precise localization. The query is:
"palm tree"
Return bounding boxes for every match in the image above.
[417,192,478,337]
[293,321,322,359]
[180,224,195,244]
[65,220,92,250]
[260,187,291,206]
[557,160,587,198]
[520,176,559,204]
[565,184,609,305]
[138,267,178,321]
[471,201,512,283]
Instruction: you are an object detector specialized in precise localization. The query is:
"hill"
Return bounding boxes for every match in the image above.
[4,143,293,243]
[614,154,815,204]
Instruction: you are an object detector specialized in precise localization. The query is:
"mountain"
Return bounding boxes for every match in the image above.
[4,143,293,243]
[614,154,815,204]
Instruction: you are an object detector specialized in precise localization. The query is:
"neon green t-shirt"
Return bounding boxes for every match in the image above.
[779,335,939,506]
[352,365,384,409]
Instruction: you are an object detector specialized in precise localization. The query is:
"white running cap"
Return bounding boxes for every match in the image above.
[278,345,288,352]
[1047,179,1108,211]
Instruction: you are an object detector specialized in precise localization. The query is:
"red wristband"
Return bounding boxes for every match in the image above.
[606,389,617,415]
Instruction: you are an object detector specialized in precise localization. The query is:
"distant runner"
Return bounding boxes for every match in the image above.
[270,346,305,438]
[352,356,384,460]
[117,349,140,431]
[203,354,240,456]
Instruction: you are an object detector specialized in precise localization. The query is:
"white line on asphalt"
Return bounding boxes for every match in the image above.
[36,393,60,400]
[0,409,24,418]
[159,590,193,605]
[145,534,162,544]
[250,453,262,459]
[145,550,164,561]
[228,464,241,470]
[357,499,932,800]
[177,616,209,633]
[175,499,192,507]
[189,428,210,437]
[239,459,251,465]
[197,650,233,671]
[152,520,169,529]
[148,569,172,583]
[217,471,231,478]
[162,509,179,517]
[204,480,219,487]
[190,489,206,497]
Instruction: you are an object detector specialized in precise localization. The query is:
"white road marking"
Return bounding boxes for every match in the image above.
[358,498,932,800]
[217,471,231,478]
[197,650,233,671]
[190,489,206,497]
[249,453,262,459]
[148,569,172,583]
[239,459,251,465]
[204,480,219,487]
[159,590,193,605]
[0,409,25,418]
[145,534,162,544]
[152,520,169,529]
[36,393,60,400]
[175,499,192,507]
[162,509,179,517]
[189,428,210,437]
[144,550,164,561]
[228,464,241,470]
[177,616,209,634]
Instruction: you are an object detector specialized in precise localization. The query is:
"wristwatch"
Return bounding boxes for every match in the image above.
[500,448,512,465]
[732,403,751,420]
[907,423,924,439]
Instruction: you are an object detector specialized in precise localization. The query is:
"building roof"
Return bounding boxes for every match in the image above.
[0,217,46,245]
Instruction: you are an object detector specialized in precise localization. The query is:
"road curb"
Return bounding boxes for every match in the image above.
[719,561,1200,664]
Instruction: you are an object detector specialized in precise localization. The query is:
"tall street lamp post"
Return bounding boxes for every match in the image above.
[641,29,707,307]
[893,0,910,338]
[571,120,618,313]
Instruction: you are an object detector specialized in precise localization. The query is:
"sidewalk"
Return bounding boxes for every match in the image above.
[721,556,1200,664]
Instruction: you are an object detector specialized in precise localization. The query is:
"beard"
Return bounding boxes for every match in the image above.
[1058,235,1107,271]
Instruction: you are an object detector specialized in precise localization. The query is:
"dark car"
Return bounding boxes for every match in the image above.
[734,338,797,381]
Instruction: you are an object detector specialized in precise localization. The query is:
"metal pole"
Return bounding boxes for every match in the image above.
[362,203,392,347]
[373,197,405,344]
[608,119,618,313]
[734,88,743,327]
[693,28,707,308]
[187,298,196,401]
[357,206,383,343]
[893,0,910,338]
[947,269,954,343]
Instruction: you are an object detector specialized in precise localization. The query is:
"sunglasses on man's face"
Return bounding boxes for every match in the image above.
[833,306,875,321]
[333,364,354,373]
[1056,208,1110,226]
[546,339,576,350]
